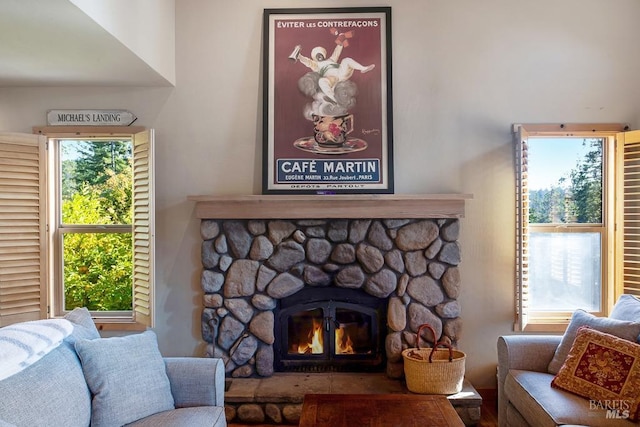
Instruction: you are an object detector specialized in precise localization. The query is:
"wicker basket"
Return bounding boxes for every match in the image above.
[402,324,466,394]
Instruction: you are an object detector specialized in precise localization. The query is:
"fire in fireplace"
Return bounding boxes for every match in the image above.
[274,287,386,372]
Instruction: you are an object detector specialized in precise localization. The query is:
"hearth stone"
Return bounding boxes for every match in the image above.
[199,218,463,378]
[224,373,482,426]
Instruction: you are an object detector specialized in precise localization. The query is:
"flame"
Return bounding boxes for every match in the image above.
[335,325,355,354]
[297,319,323,354]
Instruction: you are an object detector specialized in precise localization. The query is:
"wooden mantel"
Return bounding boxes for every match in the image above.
[187,194,472,219]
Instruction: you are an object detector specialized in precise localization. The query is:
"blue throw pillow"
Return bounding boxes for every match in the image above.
[64,307,101,342]
[74,330,174,427]
[610,294,640,323]
[547,309,640,374]
[611,295,640,342]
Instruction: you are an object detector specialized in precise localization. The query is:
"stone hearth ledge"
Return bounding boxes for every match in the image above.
[187,194,473,219]
[224,373,481,425]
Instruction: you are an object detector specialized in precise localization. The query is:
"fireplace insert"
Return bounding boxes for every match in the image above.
[274,287,386,372]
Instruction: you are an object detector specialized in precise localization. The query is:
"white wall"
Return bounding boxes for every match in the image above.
[1,0,640,389]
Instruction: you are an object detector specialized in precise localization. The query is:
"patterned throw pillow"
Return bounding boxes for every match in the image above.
[551,326,640,421]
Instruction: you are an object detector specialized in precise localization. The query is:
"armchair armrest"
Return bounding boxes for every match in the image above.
[164,357,225,408]
[497,335,561,374]
[497,335,561,427]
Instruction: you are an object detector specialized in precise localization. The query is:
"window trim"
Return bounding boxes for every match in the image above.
[34,126,154,330]
[514,123,627,332]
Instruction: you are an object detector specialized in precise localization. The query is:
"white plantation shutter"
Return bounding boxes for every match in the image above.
[132,130,155,327]
[514,125,529,330]
[616,130,640,297]
[0,133,47,326]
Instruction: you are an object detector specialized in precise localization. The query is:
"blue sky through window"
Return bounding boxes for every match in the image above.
[528,138,594,191]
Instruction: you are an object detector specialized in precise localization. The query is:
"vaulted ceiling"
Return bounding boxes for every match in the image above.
[0,0,171,87]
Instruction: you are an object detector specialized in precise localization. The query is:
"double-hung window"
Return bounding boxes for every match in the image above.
[515,124,640,331]
[0,128,154,329]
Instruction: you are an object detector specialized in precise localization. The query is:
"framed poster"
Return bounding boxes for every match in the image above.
[262,7,393,194]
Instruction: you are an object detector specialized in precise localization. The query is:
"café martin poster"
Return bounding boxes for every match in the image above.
[262,7,393,194]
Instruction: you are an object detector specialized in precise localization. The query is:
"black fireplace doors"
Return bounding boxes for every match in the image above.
[274,287,386,372]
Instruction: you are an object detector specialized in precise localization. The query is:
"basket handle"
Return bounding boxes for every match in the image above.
[415,323,438,350]
[429,341,454,363]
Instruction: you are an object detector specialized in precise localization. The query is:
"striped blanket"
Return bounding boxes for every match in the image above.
[0,319,73,381]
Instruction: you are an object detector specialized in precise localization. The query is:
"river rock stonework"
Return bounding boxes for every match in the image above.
[199,218,463,378]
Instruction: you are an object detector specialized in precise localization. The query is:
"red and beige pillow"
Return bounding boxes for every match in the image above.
[551,326,640,421]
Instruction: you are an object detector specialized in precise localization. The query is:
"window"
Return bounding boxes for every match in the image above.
[515,124,640,331]
[0,128,154,329]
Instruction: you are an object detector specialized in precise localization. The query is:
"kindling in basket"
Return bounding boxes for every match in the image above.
[402,323,466,394]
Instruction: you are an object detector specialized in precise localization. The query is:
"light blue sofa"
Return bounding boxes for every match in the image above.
[0,308,226,427]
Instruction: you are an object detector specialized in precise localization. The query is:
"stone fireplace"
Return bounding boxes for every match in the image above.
[189,194,471,380]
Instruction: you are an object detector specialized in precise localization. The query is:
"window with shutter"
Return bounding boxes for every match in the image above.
[132,129,155,327]
[0,128,154,329]
[616,130,640,297]
[514,124,628,331]
[514,126,529,331]
[0,133,47,326]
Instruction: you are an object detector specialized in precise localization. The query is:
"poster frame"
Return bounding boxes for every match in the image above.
[262,7,393,194]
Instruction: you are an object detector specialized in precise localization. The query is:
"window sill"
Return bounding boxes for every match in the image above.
[518,322,568,333]
[93,319,147,332]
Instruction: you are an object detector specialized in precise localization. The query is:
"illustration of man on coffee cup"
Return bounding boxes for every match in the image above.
[289,28,374,153]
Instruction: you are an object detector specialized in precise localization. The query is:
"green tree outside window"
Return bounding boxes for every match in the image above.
[61,140,133,311]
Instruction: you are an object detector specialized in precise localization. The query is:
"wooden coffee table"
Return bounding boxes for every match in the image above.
[299,393,465,427]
